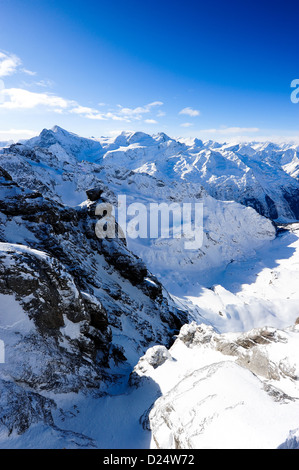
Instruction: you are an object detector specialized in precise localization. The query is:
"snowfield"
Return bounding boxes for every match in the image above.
[0,126,299,449]
[184,224,299,333]
[134,320,299,449]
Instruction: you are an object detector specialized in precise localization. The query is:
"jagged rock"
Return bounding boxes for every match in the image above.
[129,345,171,388]
[0,379,56,435]
[86,187,104,201]
[0,167,187,439]
[177,322,214,347]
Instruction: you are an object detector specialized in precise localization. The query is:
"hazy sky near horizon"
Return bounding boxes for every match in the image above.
[0,0,299,142]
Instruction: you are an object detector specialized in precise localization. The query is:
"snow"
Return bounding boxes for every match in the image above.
[1,217,39,245]
[0,242,49,261]
[149,363,299,449]
[0,293,35,366]
[2,322,299,449]
[1,127,299,449]
[60,315,82,340]
[185,225,299,332]
[0,293,31,330]
[132,322,299,449]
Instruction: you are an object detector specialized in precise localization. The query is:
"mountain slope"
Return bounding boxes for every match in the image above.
[132,320,299,449]
[0,166,186,444]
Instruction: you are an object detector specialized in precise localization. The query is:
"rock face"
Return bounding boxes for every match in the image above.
[131,321,299,449]
[0,166,186,441]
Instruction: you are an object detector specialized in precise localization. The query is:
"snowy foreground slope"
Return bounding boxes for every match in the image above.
[132,321,299,449]
[0,127,299,448]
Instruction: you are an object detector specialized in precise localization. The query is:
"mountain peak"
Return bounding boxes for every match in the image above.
[154,132,172,143]
[26,126,102,162]
[51,125,78,138]
[51,125,64,133]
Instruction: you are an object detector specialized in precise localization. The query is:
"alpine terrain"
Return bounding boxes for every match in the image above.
[0,126,299,449]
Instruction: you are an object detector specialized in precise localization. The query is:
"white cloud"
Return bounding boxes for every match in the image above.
[69,105,129,121]
[180,122,193,127]
[144,119,158,124]
[0,79,4,104]
[0,129,37,140]
[70,101,164,122]
[0,51,36,78]
[105,111,132,121]
[0,88,70,110]
[70,105,98,115]
[117,101,164,120]
[0,53,164,123]
[22,68,36,76]
[0,51,165,123]
[0,52,22,77]
[201,127,260,134]
[0,86,155,121]
[148,101,164,107]
[179,107,200,117]
[0,129,36,136]
[18,79,55,90]
[34,79,55,88]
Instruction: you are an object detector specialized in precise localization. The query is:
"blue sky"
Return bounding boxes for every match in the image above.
[0,0,299,141]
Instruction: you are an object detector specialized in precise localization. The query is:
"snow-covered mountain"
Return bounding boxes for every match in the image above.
[132,320,299,449]
[0,126,299,448]
[0,126,278,294]
[98,132,299,222]
[1,126,299,222]
[99,131,299,222]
